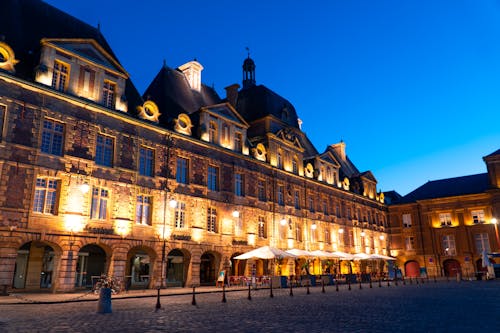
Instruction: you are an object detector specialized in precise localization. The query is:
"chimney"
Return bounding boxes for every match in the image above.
[331,141,346,161]
[225,83,240,107]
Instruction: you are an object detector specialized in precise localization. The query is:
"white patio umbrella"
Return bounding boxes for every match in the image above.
[369,253,396,261]
[310,250,344,259]
[352,253,372,260]
[286,248,315,258]
[234,246,297,260]
[331,251,355,260]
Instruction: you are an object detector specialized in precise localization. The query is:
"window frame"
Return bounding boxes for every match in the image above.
[33,177,59,215]
[90,186,109,220]
[207,165,219,191]
[176,157,189,184]
[135,195,152,226]
[95,134,114,167]
[139,146,155,177]
[41,119,64,156]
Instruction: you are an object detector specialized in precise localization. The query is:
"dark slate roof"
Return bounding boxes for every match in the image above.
[399,173,490,204]
[383,190,403,205]
[485,149,500,158]
[0,0,143,110]
[143,65,221,124]
[236,84,300,128]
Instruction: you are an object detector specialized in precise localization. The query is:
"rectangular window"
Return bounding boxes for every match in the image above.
[95,134,114,167]
[292,158,298,174]
[336,204,340,217]
[41,119,64,156]
[176,157,189,184]
[91,187,109,220]
[258,216,267,238]
[33,178,58,214]
[175,201,186,228]
[258,180,266,202]
[402,214,412,228]
[308,197,314,212]
[102,80,116,109]
[439,213,452,227]
[139,147,154,177]
[471,210,485,224]
[325,229,331,244]
[405,236,415,251]
[295,223,302,242]
[135,195,151,225]
[474,233,490,254]
[234,132,242,152]
[235,173,244,196]
[277,152,283,169]
[294,190,300,209]
[52,60,69,92]
[278,185,284,206]
[323,201,328,215]
[207,207,217,233]
[442,235,456,256]
[209,122,217,144]
[207,166,219,191]
[234,213,243,236]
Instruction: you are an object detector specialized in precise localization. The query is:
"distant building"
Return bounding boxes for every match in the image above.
[387,150,500,278]
[0,0,388,292]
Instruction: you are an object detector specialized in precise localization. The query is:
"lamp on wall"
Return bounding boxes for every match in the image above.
[492,217,499,249]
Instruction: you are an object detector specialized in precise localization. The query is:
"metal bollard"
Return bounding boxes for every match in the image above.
[154,287,161,311]
[248,284,252,300]
[378,277,382,288]
[322,280,326,293]
[191,286,197,306]
[369,277,373,288]
[359,278,362,290]
[306,282,310,294]
[289,280,293,297]
[336,279,339,292]
[270,279,274,298]
[222,284,227,303]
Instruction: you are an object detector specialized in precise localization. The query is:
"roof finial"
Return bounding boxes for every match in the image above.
[246,47,250,58]
[97,22,101,31]
[163,59,167,68]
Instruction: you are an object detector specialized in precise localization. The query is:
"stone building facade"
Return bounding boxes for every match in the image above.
[0,0,388,292]
[387,150,500,278]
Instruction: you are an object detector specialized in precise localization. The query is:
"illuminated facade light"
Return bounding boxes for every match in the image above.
[232,210,240,218]
[338,228,344,234]
[280,218,287,226]
[169,198,178,208]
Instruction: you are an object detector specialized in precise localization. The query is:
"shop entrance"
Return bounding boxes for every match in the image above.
[128,250,151,289]
[166,249,189,287]
[443,259,462,277]
[13,242,55,290]
[200,252,217,286]
[75,244,106,288]
[404,261,420,277]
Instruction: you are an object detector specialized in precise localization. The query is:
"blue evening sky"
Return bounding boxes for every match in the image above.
[45,0,500,195]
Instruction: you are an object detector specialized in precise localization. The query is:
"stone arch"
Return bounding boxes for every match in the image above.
[74,243,109,288]
[230,252,246,276]
[164,248,191,287]
[125,245,157,289]
[199,250,222,286]
[443,259,462,277]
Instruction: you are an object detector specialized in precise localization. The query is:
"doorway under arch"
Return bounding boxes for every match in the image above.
[166,249,190,287]
[404,261,420,277]
[443,259,462,277]
[200,251,220,286]
[13,241,57,290]
[75,244,107,288]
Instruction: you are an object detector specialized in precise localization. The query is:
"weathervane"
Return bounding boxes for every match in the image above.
[246,47,250,58]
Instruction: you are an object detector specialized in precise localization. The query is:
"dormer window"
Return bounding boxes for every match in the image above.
[277,150,283,169]
[102,80,116,109]
[52,60,69,92]
[178,60,203,92]
[234,132,242,152]
[209,121,217,144]
[292,157,298,174]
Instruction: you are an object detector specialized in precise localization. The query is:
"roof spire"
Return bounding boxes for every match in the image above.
[242,48,256,89]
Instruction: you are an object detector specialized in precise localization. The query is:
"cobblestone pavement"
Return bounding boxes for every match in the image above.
[0,280,498,332]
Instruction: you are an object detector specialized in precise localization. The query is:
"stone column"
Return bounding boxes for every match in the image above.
[55,250,77,292]
[0,243,17,292]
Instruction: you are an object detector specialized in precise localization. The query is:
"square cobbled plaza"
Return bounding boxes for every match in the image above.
[0,280,498,332]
